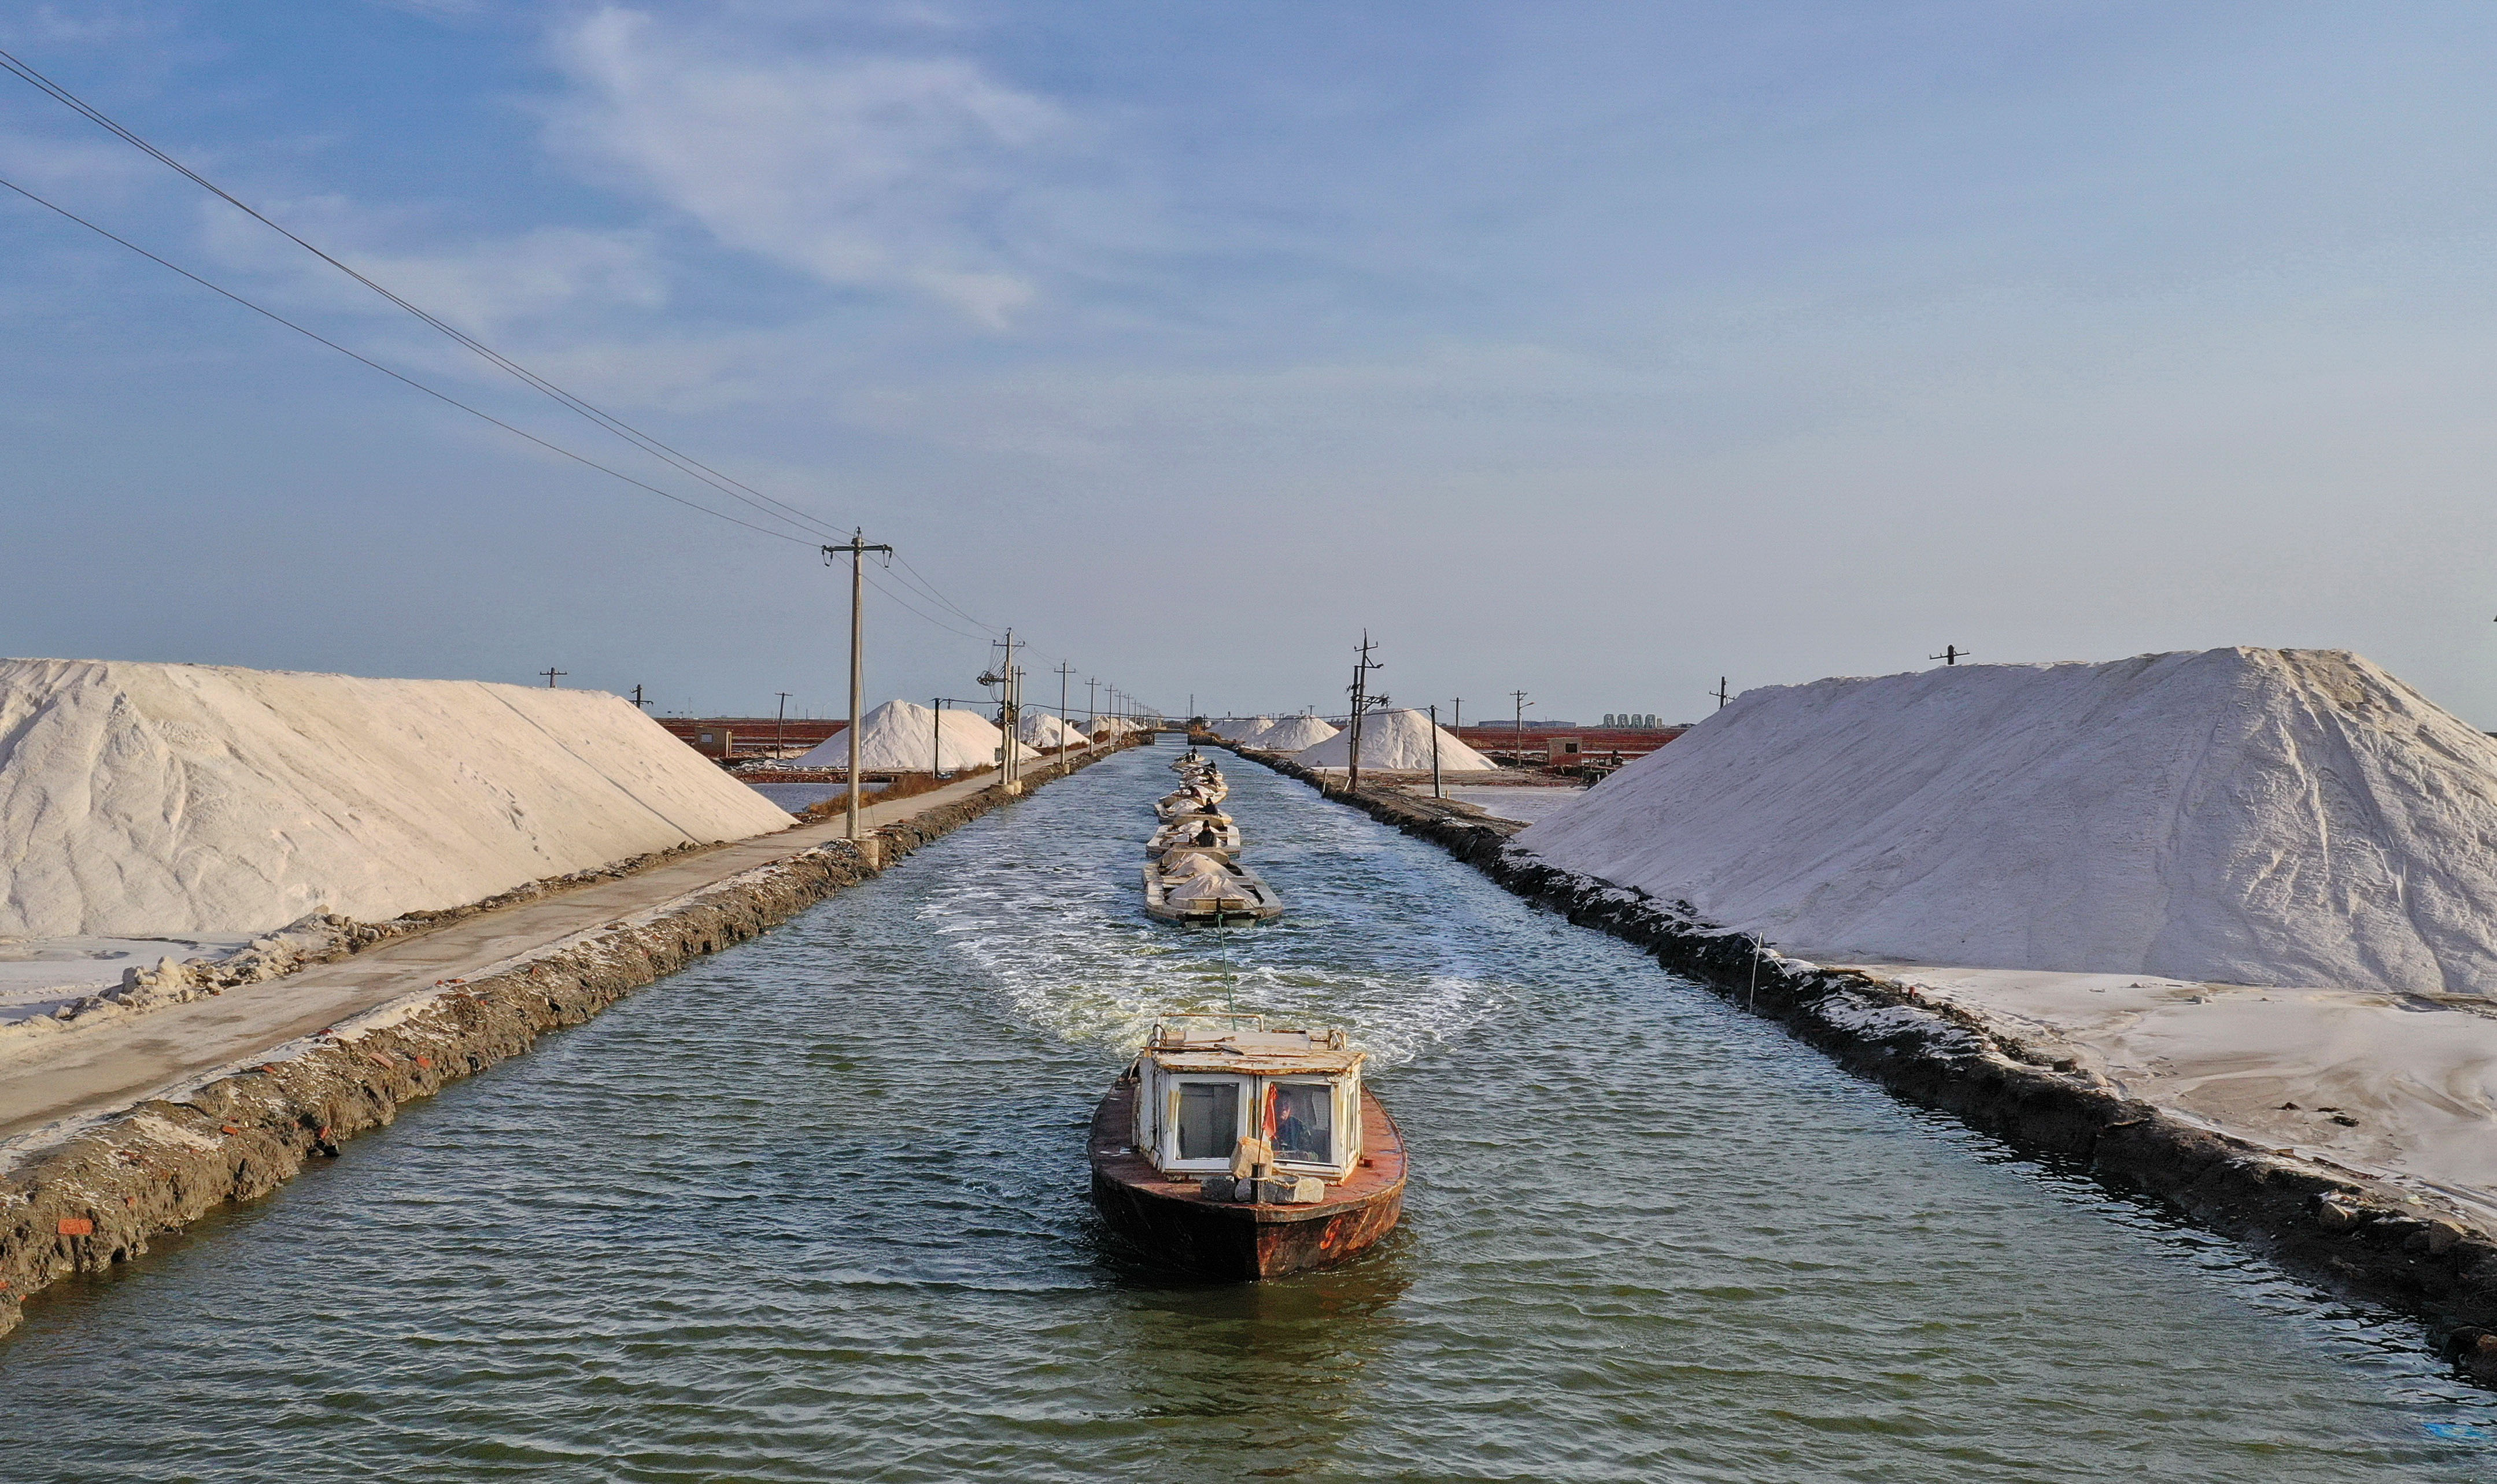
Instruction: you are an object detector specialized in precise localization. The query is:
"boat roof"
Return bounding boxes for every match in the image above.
[1143,1019,1366,1075]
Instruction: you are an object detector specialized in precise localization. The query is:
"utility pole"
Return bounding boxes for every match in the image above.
[1429,703,1445,801]
[1510,689,1531,768]
[823,528,893,842]
[1346,632,1384,794]
[1087,676,1099,737]
[982,630,1023,793]
[775,691,792,754]
[1452,697,1461,731]
[1930,645,1971,666]
[1711,678,1731,709]
[929,697,977,777]
[630,684,647,709]
[541,667,566,688]
[1056,661,1078,772]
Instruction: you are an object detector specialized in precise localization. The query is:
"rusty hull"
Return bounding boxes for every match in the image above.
[1088,1078,1408,1281]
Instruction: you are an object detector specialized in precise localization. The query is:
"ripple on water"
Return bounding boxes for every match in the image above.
[3,750,2495,1482]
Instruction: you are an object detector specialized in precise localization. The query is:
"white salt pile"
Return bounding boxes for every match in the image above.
[1517,648,2497,995]
[1222,716,1277,744]
[1247,715,1338,751]
[1018,712,1091,750]
[795,700,1033,773]
[0,658,794,938]
[1296,709,1498,772]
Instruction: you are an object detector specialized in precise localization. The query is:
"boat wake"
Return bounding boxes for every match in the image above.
[913,759,1513,1067]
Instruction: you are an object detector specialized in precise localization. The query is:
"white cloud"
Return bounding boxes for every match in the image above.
[544,6,1063,327]
[195,194,666,337]
[0,128,161,194]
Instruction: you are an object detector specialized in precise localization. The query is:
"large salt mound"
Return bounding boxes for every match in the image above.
[1018,712,1090,750]
[1248,715,1338,751]
[1516,648,2497,995]
[795,700,1033,772]
[1296,709,1497,772]
[0,658,795,939]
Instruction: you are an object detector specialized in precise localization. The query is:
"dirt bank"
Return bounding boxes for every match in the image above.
[1237,744,2497,1375]
[0,742,1131,1338]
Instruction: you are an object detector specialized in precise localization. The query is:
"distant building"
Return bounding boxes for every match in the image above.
[659,717,845,758]
[1601,713,1666,728]
[1452,721,1689,769]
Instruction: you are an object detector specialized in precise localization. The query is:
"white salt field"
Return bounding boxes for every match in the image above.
[0,660,790,939]
[0,936,246,1027]
[1406,783,1589,824]
[744,780,887,812]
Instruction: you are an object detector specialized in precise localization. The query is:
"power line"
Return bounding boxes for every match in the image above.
[0,45,851,548]
[0,169,824,547]
[0,51,1091,665]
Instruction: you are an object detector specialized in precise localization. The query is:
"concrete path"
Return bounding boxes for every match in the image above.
[0,766,1055,1148]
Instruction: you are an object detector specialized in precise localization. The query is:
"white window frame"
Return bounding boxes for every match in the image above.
[1264,1076,1344,1175]
[1157,1072,1253,1174]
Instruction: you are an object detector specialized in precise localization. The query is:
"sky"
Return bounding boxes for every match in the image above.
[6,1,2497,726]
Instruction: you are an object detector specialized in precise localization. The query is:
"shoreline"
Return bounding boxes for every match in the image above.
[1229,741,2497,1370]
[0,742,1132,1338]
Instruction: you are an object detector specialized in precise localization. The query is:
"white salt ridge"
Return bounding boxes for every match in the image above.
[0,658,795,938]
[1091,715,1143,738]
[1246,715,1338,752]
[795,700,1036,772]
[1516,648,2497,995]
[1017,712,1091,750]
[1295,709,1499,772]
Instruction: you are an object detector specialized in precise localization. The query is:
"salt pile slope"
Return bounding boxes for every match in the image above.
[1018,712,1089,750]
[0,659,794,939]
[1247,715,1337,751]
[1296,709,1497,772]
[1515,649,2497,995]
[795,700,1034,772]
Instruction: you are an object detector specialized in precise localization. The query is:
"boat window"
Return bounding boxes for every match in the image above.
[1270,1082,1333,1162]
[1176,1082,1239,1161]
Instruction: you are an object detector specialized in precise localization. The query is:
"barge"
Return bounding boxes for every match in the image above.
[1143,852,1284,923]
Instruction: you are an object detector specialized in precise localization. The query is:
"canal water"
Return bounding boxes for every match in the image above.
[5,748,2495,1481]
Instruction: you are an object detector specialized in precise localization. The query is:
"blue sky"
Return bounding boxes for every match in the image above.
[6,1,2497,724]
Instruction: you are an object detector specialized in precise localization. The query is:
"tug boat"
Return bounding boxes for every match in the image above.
[1147,817,1244,860]
[1142,852,1283,923]
[1089,1016,1406,1280]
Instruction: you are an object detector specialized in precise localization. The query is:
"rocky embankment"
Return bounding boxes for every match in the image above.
[1233,742,2497,1377]
[0,745,1128,1337]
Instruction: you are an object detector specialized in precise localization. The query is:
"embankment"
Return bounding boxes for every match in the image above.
[0,744,1129,1338]
[1238,744,2497,1368]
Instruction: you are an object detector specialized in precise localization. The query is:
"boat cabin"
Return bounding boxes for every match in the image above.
[1131,1016,1365,1182]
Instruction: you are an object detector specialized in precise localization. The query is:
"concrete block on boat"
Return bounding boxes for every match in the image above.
[1199,1176,1244,1201]
[1257,1176,1325,1205]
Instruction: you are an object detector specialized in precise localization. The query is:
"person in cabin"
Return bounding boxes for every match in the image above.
[1273,1085,1334,1163]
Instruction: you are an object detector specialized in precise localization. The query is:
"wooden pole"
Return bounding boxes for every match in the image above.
[1429,702,1443,800]
[822,529,891,841]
